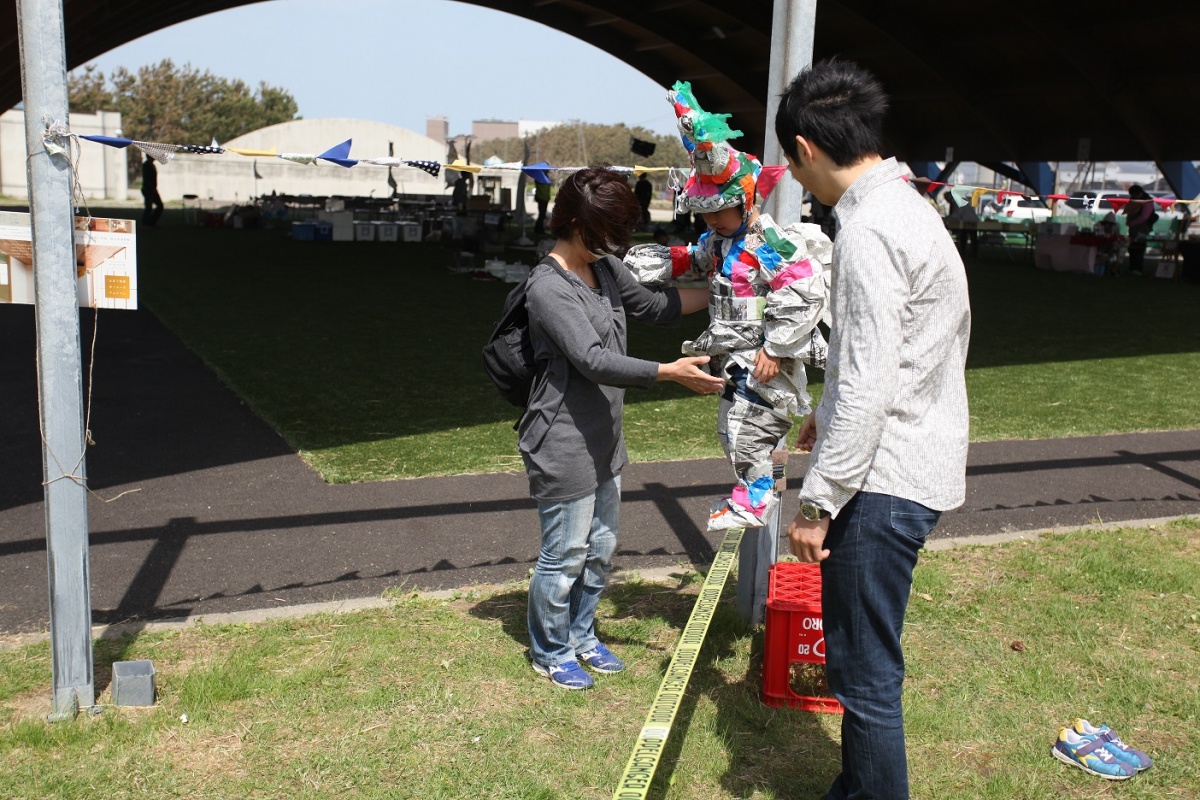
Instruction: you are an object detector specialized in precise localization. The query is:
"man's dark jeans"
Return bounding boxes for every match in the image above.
[821,491,941,800]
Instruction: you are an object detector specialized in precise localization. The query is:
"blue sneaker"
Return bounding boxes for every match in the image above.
[531,659,593,690]
[577,643,625,674]
[1052,727,1136,779]
[1073,719,1153,772]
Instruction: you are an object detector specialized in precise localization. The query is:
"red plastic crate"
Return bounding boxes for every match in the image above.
[761,562,843,713]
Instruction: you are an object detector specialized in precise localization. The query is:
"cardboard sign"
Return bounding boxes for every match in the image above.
[0,212,138,309]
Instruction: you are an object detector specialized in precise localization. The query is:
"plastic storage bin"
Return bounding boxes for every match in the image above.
[761,562,843,713]
[399,221,421,242]
[375,222,399,242]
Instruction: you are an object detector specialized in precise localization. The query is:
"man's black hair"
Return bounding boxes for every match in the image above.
[774,58,889,167]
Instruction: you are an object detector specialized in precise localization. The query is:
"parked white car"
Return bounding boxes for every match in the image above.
[1062,191,1129,215]
[983,194,1052,223]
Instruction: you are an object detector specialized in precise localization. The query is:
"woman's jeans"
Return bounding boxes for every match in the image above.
[527,476,620,666]
[821,491,941,800]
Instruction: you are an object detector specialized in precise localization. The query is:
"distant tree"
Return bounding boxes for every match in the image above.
[477,122,689,175]
[68,59,300,182]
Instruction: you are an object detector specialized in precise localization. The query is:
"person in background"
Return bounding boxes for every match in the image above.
[533,179,551,235]
[943,189,980,259]
[1095,211,1123,276]
[777,59,971,800]
[634,174,653,228]
[522,167,723,690]
[141,155,164,227]
[452,172,469,215]
[1122,184,1157,275]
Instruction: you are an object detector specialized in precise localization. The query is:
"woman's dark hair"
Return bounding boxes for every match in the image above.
[1128,184,1149,199]
[774,58,889,167]
[548,167,641,254]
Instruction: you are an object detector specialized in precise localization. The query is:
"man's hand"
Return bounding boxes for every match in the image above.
[752,349,781,383]
[794,414,817,452]
[788,512,831,562]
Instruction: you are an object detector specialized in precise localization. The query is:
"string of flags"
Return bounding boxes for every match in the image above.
[63,124,1197,206]
[904,175,1198,208]
[76,133,686,185]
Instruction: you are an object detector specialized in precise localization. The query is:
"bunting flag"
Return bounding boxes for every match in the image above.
[444,158,481,174]
[228,147,278,157]
[632,165,674,175]
[279,153,319,166]
[403,159,441,178]
[317,139,357,168]
[521,161,553,184]
[180,138,224,154]
[80,135,132,149]
[134,141,180,164]
[757,164,788,201]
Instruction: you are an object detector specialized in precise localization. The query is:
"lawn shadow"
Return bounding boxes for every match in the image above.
[470,578,840,798]
[708,625,842,799]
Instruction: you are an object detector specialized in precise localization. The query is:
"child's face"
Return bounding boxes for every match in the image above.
[702,206,745,237]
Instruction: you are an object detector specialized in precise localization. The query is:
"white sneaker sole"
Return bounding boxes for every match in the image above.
[1051,745,1132,780]
[530,661,592,690]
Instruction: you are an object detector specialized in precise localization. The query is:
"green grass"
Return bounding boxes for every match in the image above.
[2,520,1198,799]
[119,210,1200,482]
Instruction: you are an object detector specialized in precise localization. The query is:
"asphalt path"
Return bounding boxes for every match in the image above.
[2,305,1199,635]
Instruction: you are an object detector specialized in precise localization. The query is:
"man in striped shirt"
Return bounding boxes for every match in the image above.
[776,60,971,800]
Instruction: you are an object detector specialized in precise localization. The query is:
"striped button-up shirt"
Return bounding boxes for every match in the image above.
[802,158,971,516]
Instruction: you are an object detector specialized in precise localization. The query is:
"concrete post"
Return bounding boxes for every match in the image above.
[17,0,95,720]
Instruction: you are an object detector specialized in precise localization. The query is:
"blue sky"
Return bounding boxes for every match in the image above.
[78,0,681,138]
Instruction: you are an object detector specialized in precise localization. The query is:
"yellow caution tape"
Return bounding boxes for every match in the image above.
[611,526,744,800]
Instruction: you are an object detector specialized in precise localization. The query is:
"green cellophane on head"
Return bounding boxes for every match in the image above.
[671,81,743,144]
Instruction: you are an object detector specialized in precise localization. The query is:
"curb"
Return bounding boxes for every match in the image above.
[2,513,1195,651]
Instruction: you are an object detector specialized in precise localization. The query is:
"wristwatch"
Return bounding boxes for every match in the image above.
[799,499,827,522]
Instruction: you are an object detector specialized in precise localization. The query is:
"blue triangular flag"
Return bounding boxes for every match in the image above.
[317,139,357,168]
[80,135,133,149]
[522,161,554,184]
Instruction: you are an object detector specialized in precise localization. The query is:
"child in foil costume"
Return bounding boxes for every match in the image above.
[623,82,832,531]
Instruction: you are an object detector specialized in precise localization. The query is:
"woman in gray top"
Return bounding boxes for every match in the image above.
[523,167,722,689]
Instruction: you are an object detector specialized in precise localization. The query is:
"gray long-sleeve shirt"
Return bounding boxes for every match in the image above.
[802,158,971,516]
[521,255,682,502]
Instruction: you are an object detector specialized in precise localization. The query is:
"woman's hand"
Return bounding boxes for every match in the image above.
[752,349,781,383]
[657,356,724,394]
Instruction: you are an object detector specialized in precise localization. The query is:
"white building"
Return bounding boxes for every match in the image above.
[149,118,449,204]
[518,120,560,138]
[0,107,128,200]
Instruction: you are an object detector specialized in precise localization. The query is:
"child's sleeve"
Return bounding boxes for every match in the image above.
[622,242,698,285]
[754,221,832,360]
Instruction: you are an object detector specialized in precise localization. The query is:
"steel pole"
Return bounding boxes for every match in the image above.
[761,0,817,226]
[17,0,95,720]
[737,0,817,626]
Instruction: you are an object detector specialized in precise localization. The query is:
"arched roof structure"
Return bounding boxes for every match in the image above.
[2,0,1197,164]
